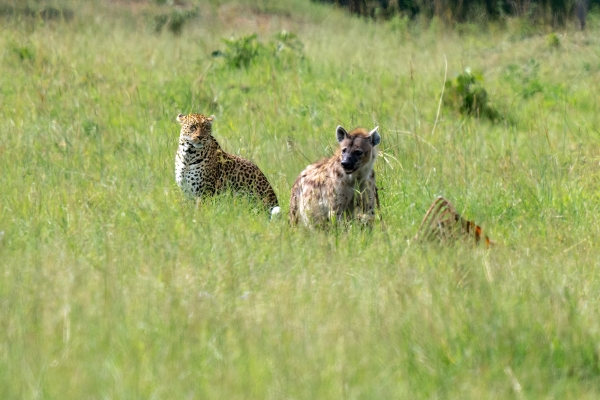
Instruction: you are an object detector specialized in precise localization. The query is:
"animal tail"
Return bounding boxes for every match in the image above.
[414,196,494,247]
[270,206,282,220]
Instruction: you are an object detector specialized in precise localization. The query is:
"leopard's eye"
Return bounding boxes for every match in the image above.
[189,125,196,133]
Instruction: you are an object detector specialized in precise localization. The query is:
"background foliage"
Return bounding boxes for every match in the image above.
[314,0,598,27]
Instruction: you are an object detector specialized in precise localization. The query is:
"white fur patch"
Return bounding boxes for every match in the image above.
[270,206,281,219]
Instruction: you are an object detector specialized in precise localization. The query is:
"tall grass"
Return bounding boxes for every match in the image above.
[2,0,600,398]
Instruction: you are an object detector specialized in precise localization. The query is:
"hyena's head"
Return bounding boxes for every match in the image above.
[176,113,215,145]
[336,125,380,175]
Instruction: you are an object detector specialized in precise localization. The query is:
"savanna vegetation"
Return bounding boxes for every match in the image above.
[2,0,600,398]
[314,0,593,27]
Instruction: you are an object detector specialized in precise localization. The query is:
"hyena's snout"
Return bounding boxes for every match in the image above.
[341,153,359,173]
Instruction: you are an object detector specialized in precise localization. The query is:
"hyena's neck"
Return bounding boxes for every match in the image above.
[356,151,377,181]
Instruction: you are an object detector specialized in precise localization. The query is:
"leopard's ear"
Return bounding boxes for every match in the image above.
[336,125,348,143]
[176,113,186,123]
[207,115,216,123]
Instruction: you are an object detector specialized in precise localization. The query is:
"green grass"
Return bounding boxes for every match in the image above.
[2,0,600,398]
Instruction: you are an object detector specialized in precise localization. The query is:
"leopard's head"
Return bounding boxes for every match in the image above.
[177,113,215,146]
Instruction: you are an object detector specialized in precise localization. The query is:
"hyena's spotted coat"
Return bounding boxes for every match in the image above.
[289,125,381,227]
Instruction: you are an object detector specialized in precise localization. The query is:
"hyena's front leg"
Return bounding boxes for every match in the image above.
[355,182,376,226]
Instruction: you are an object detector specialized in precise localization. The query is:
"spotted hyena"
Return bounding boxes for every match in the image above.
[289,125,381,227]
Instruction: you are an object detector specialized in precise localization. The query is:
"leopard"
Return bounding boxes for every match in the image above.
[174,113,280,215]
[289,125,381,228]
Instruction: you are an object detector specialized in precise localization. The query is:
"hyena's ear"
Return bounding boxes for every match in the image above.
[336,125,349,143]
[368,126,381,146]
[176,113,186,123]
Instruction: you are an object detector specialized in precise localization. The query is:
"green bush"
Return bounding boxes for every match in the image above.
[444,68,500,121]
[12,43,35,62]
[216,34,263,69]
[272,30,304,54]
[167,10,187,35]
[547,32,561,48]
[387,14,410,34]
[212,32,305,70]
[150,13,168,33]
[147,7,198,35]
[503,59,544,99]
[271,30,305,67]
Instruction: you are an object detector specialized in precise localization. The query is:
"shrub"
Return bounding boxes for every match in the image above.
[147,7,198,35]
[212,32,305,70]
[503,59,544,99]
[12,43,35,62]
[444,68,500,121]
[150,14,168,33]
[272,30,304,54]
[270,30,305,67]
[387,14,410,34]
[547,32,560,48]
[215,34,263,69]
